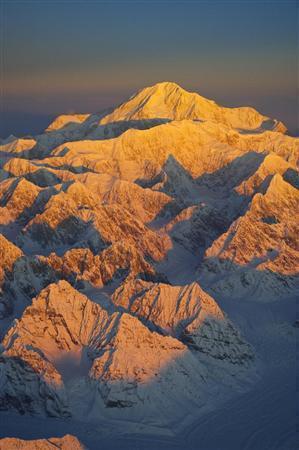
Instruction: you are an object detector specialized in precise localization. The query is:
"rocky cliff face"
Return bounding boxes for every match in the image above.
[0,235,23,285]
[112,280,253,364]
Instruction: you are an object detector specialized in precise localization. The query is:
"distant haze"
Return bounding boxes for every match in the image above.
[1,0,297,137]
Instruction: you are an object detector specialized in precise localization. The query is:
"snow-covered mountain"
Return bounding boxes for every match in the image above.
[0,280,253,421]
[0,435,86,449]
[199,173,299,299]
[99,82,286,132]
[0,82,297,444]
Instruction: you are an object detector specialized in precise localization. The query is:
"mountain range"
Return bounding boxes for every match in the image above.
[0,82,298,448]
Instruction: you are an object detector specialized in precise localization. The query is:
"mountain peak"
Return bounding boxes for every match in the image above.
[142,81,193,96]
[150,80,182,89]
[100,81,285,131]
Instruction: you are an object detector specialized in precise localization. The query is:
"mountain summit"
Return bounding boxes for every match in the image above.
[100,81,286,131]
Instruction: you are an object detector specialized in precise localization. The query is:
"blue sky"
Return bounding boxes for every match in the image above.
[1,0,298,136]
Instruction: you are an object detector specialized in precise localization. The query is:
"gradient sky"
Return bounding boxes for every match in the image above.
[1,0,298,137]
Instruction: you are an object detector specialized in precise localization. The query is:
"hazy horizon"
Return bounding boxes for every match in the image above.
[1,0,298,138]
